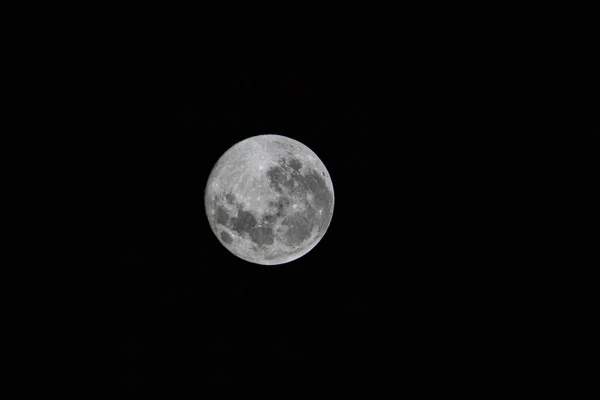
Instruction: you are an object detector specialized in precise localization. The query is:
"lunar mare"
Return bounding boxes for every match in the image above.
[205,134,334,265]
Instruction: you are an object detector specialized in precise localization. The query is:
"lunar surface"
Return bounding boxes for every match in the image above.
[205,134,334,265]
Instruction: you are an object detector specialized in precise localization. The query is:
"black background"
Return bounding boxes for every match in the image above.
[28,22,530,397]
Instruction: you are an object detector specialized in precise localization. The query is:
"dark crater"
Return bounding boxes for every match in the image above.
[220,231,233,244]
[225,192,236,204]
[277,156,303,175]
[249,226,275,246]
[214,204,230,225]
[266,165,288,193]
[303,170,332,212]
[231,208,257,234]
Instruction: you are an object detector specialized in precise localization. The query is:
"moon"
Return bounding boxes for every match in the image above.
[204,134,335,265]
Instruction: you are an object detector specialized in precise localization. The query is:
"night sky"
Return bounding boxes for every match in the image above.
[26,30,531,396]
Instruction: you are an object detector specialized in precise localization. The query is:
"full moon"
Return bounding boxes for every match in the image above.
[205,134,335,265]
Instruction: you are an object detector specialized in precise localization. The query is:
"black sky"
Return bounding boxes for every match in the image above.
[26,28,531,396]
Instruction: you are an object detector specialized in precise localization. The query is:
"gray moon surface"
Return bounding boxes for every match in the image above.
[205,134,335,265]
